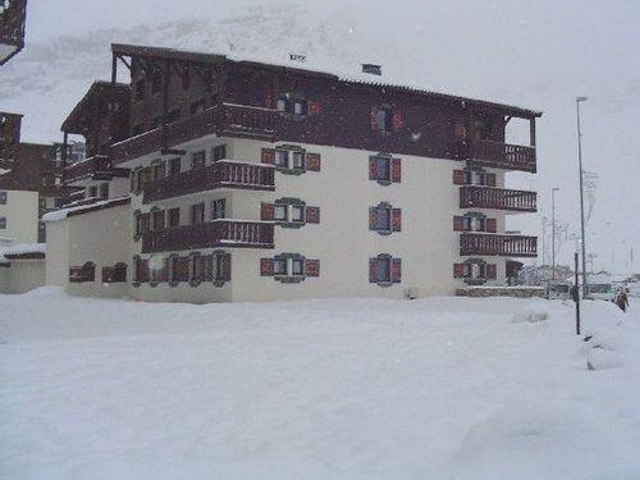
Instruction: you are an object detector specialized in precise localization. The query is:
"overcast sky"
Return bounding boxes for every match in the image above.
[9,0,640,274]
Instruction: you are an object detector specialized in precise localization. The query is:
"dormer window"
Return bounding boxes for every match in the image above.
[276,95,308,115]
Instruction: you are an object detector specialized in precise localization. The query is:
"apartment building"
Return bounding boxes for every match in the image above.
[46,43,540,302]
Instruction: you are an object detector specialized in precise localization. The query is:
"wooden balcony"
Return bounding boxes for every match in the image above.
[0,0,27,65]
[460,186,537,213]
[64,155,129,185]
[460,233,537,258]
[111,104,277,165]
[143,160,275,204]
[141,220,275,253]
[466,139,536,173]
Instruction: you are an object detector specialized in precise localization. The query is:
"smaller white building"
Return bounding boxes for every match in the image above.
[0,243,46,294]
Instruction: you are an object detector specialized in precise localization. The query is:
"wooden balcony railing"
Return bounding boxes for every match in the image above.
[460,186,537,212]
[142,220,275,253]
[64,155,110,184]
[143,160,275,203]
[111,104,278,165]
[0,0,27,65]
[467,139,536,173]
[460,233,537,258]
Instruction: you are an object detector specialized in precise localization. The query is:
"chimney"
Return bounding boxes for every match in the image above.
[362,64,382,76]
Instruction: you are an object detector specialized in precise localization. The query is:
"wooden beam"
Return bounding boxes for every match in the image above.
[530,117,536,147]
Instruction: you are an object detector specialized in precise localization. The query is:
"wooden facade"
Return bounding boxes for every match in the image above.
[0,0,27,65]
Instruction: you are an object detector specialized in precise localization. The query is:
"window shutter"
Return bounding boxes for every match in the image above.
[305,259,320,277]
[453,216,466,231]
[369,258,378,283]
[260,203,274,221]
[204,255,214,281]
[306,153,321,171]
[175,257,189,282]
[453,263,466,278]
[391,208,402,232]
[453,170,467,185]
[369,157,378,180]
[486,264,497,279]
[140,213,151,232]
[486,218,497,233]
[220,253,232,281]
[392,111,404,130]
[307,101,322,114]
[261,148,276,165]
[141,259,150,282]
[260,258,274,276]
[391,258,402,283]
[370,108,379,130]
[305,206,320,224]
[391,158,402,183]
[369,207,378,231]
[486,173,496,187]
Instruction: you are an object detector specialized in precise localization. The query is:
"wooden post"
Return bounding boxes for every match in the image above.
[161,59,170,152]
[61,131,68,185]
[529,117,536,147]
[111,53,118,84]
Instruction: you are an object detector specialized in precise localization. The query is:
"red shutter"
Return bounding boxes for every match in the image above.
[140,213,150,232]
[305,206,320,224]
[370,108,379,130]
[486,173,496,187]
[392,111,404,130]
[391,258,402,283]
[453,170,467,185]
[265,93,273,109]
[261,148,276,165]
[220,253,232,281]
[260,258,274,276]
[454,123,467,139]
[453,216,466,231]
[369,258,378,283]
[486,218,497,233]
[391,158,402,183]
[453,263,466,278]
[261,203,274,221]
[305,259,320,277]
[486,263,497,279]
[307,101,322,114]
[306,153,321,171]
[392,208,402,232]
[369,157,378,180]
[369,207,378,230]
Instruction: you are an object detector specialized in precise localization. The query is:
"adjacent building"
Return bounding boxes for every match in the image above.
[45,43,540,302]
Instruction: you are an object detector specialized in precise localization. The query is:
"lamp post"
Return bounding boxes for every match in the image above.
[552,187,559,281]
[576,96,589,297]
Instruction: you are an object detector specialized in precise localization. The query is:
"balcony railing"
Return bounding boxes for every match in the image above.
[64,155,129,184]
[0,0,27,65]
[143,160,275,203]
[461,233,537,258]
[460,186,537,212]
[142,220,275,253]
[467,139,536,173]
[111,104,278,165]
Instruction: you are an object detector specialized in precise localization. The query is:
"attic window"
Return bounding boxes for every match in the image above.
[276,95,307,115]
[362,64,382,76]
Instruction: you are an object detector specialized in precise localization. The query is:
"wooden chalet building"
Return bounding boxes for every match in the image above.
[0,0,27,65]
[46,43,540,302]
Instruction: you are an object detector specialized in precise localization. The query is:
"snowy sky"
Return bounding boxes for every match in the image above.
[8,0,640,274]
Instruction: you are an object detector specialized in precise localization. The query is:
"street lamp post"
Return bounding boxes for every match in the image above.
[552,187,559,281]
[576,96,589,297]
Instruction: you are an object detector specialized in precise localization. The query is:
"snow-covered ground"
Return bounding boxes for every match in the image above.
[1,288,639,479]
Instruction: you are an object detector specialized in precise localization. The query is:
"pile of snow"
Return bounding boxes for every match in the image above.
[1,290,639,479]
[511,300,550,323]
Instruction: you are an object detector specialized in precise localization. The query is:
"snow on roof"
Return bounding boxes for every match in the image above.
[42,196,131,223]
[0,243,46,262]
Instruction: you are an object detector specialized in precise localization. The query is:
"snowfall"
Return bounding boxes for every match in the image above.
[1,288,639,480]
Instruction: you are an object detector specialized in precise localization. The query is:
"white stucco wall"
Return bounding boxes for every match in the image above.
[0,190,39,244]
[0,259,46,294]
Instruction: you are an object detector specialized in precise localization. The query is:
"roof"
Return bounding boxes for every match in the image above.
[62,81,130,133]
[42,196,131,223]
[112,43,542,118]
[0,243,46,262]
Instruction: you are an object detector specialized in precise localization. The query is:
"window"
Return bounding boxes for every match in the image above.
[211,199,226,220]
[169,157,181,176]
[191,151,206,170]
[275,150,289,168]
[376,256,391,283]
[152,162,165,180]
[261,255,320,281]
[102,263,127,283]
[369,254,402,285]
[212,144,227,162]
[99,183,109,199]
[0,191,7,204]
[374,206,391,231]
[191,203,205,225]
[135,79,145,101]
[376,107,393,132]
[151,71,162,94]
[190,99,205,115]
[88,186,98,198]
[276,96,308,115]
[291,151,305,170]
[291,258,304,276]
[0,217,5,229]
[191,255,211,284]
[277,98,287,112]
[369,203,401,234]
[168,208,180,228]
[373,156,390,182]
[291,205,304,222]
[214,254,230,282]
[152,209,165,230]
[274,205,287,221]
[273,258,287,275]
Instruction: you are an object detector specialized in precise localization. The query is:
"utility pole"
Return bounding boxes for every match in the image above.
[576,96,589,297]
[552,187,559,281]
[572,252,581,336]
